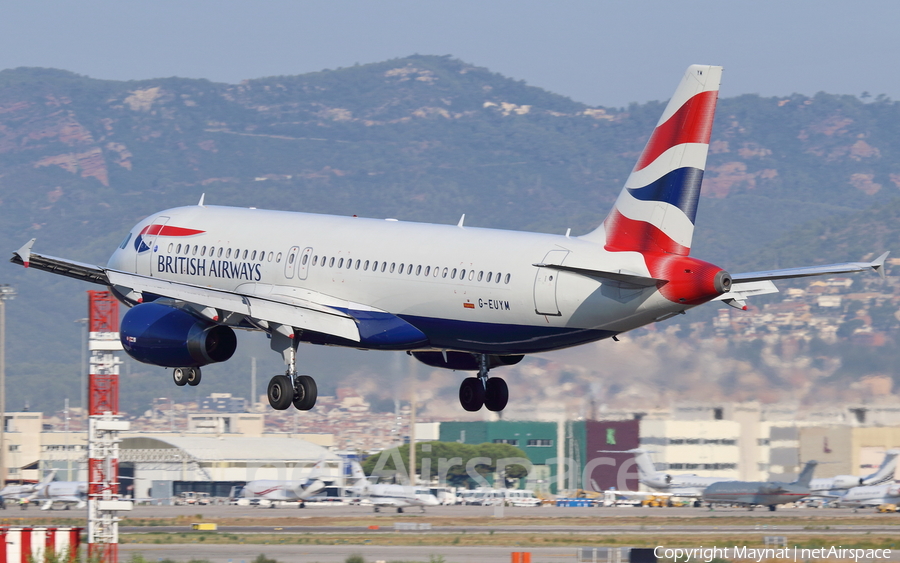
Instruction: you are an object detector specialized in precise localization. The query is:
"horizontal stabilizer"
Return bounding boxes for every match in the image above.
[712,280,779,310]
[732,252,889,283]
[533,263,662,287]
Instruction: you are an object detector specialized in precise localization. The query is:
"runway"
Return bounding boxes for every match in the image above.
[119,543,578,563]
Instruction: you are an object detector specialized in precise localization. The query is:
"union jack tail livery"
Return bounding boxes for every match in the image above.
[585,65,722,256]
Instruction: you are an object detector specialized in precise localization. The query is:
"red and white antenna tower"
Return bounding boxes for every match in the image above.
[86,291,132,563]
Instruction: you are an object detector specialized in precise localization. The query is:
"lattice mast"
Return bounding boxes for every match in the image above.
[86,291,132,563]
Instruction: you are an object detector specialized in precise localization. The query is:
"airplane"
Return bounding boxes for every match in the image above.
[346,460,439,513]
[32,480,88,510]
[831,481,900,509]
[10,65,889,414]
[604,448,735,503]
[701,460,817,511]
[0,470,57,504]
[241,459,329,507]
[808,449,899,498]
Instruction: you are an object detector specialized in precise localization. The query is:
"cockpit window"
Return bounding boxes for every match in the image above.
[119,232,132,250]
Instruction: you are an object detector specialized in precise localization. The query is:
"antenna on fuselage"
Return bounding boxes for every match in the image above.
[457,214,465,228]
[198,193,206,207]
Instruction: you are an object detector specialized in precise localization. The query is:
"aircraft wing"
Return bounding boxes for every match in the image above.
[11,240,108,285]
[12,240,361,343]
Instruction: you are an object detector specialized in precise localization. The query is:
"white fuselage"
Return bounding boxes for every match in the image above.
[242,479,325,501]
[837,483,900,507]
[107,205,687,355]
[642,475,732,498]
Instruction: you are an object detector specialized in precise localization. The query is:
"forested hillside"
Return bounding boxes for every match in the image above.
[1,56,898,415]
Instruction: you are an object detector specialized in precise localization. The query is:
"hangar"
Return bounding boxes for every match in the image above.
[119,435,342,499]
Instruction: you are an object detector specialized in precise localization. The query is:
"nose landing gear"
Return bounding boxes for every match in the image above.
[458,354,508,412]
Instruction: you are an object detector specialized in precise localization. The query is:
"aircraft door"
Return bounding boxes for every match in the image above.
[135,216,170,277]
[284,246,300,279]
[297,247,313,280]
[533,249,568,316]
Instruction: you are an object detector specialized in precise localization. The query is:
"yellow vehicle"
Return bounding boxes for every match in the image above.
[641,495,673,507]
[876,503,897,513]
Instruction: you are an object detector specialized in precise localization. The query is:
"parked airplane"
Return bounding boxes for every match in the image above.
[32,480,88,510]
[241,459,329,507]
[702,460,818,511]
[0,470,57,503]
[347,461,438,513]
[833,482,900,508]
[808,449,899,498]
[11,65,889,413]
[606,448,735,502]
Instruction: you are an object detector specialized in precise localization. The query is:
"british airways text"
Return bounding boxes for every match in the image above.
[157,256,262,281]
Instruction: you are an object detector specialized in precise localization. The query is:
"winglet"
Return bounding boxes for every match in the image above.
[15,238,36,268]
[872,251,889,279]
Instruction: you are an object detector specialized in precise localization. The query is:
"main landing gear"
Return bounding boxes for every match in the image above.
[266,326,318,411]
[173,367,201,387]
[459,354,508,412]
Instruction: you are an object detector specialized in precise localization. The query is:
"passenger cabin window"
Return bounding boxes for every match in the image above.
[460,269,466,279]
[390,263,396,273]
[451,268,457,279]
[478,271,484,281]
[407,264,413,274]
[201,246,207,256]
[364,260,370,270]
[469,270,475,281]
[424,266,431,276]
[442,268,448,278]
[329,257,335,267]
[170,244,176,253]
[338,258,344,268]
[226,248,232,258]
[267,252,274,262]
[505,273,511,284]
[276,253,282,263]
[487,272,493,282]
[218,248,224,258]
[192,246,198,255]
[416,265,422,276]
[243,250,249,260]
[496,273,502,283]
[381,262,387,272]
[302,254,308,265]
[251,250,257,260]
[289,253,296,264]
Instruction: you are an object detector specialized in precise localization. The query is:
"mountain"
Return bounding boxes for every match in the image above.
[1,55,898,415]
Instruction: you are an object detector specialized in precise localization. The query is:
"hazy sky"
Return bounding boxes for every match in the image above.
[2,1,898,107]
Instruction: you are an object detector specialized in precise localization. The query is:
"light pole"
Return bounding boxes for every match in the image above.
[75,318,88,413]
[0,284,17,489]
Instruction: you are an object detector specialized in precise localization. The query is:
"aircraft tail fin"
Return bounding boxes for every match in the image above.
[308,459,328,481]
[599,448,659,480]
[795,460,818,487]
[348,460,368,488]
[582,65,722,256]
[862,449,899,486]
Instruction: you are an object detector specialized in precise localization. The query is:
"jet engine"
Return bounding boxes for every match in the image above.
[830,475,864,489]
[120,302,237,367]
[410,351,524,371]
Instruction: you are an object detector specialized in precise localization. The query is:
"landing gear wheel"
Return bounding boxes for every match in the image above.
[173,368,189,387]
[484,377,509,412]
[768,505,777,512]
[292,375,318,411]
[186,367,202,386]
[397,507,404,513]
[459,377,485,412]
[268,375,293,410]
